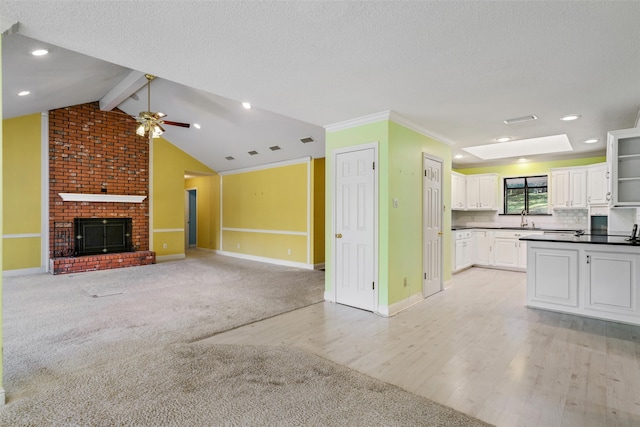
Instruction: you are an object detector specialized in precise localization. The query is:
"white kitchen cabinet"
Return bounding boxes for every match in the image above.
[453,230,473,272]
[551,167,587,209]
[493,230,543,270]
[584,249,640,316]
[526,239,640,325]
[527,245,580,307]
[451,172,466,210]
[473,230,492,266]
[465,174,497,210]
[586,163,610,205]
[608,128,640,207]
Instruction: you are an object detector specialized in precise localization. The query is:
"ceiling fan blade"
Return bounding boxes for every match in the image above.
[163,120,191,128]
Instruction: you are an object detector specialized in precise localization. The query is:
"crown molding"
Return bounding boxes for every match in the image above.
[324,110,456,147]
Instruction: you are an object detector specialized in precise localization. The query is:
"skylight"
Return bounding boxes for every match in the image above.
[462,134,573,160]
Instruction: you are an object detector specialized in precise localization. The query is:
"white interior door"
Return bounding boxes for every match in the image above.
[334,146,376,311]
[423,155,443,297]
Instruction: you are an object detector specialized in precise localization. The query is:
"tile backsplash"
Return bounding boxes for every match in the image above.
[452,209,588,230]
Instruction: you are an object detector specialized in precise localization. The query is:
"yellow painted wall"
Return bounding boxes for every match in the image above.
[455,156,606,176]
[185,174,220,250]
[152,137,216,256]
[312,158,325,265]
[2,114,42,270]
[221,161,311,264]
[223,162,308,231]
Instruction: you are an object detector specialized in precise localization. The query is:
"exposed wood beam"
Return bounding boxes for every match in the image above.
[98,70,147,111]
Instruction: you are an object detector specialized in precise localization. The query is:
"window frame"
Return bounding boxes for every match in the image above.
[502,174,549,215]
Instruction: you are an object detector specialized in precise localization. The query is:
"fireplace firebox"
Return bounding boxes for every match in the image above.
[74,218,133,256]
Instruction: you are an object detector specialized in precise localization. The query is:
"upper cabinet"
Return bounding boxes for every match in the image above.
[451,172,466,210]
[586,163,610,206]
[451,173,498,211]
[608,128,640,207]
[551,167,586,209]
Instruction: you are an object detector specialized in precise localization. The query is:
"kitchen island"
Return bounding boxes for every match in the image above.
[520,233,640,326]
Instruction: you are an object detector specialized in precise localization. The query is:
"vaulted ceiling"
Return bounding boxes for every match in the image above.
[3,1,639,171]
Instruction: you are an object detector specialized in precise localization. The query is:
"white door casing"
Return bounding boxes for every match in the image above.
[333,144,377,311]
[423,155,443,297]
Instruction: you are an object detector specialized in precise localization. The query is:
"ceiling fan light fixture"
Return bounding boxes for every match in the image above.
[242,102,252,110]
[193,123,201,129]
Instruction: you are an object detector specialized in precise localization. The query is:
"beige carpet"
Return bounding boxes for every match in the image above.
[0,252,491,426]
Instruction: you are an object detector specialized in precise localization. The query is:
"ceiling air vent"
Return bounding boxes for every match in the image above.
[248,150,259,156]
[300,137,314,143]
[225,156,235,161]
[503,115,538,125]
[269,145,281,151]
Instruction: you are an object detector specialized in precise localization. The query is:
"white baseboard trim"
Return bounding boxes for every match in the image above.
[0,387,5,405]
[314,262,325,270]
[156,254,186,262]
[324,290,335,302]
[3,266,47,277]
[215,250,315,270]
[377,293,424,317]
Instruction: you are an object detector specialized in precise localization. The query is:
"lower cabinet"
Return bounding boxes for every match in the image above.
[584,250,639,317]
[452,229,543,273]
[526,241,640,325]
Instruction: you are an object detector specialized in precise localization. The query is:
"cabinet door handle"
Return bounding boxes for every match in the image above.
[586,255,590,264]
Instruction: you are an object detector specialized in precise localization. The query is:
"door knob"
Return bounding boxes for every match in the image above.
[437,231,443,236]
[336,233,343,238]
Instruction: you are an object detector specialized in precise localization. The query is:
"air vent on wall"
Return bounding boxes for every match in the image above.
[269,145,281,151]
[300,137,314,143]
[248,150,259,155]
[225,156,235,160]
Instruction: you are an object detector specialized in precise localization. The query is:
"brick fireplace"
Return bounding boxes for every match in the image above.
[49,102,155,274]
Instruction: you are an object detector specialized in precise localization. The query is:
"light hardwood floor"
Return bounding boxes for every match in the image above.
[204,267,640,427]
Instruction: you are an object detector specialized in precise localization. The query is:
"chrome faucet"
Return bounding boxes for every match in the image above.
[520,209,528,228]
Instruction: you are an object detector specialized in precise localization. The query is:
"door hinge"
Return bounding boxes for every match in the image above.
[424,273,427,280]
[372,162,375,170]
[372,281,375,290]
[424,170,427,177]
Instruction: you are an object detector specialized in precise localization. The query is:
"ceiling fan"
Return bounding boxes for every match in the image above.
[134,74,190,139]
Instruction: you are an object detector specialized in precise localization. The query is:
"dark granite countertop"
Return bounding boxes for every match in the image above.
[451,226,580,232]
[519,234,640,246]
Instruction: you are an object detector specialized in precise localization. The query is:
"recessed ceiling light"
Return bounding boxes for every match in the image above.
[18,91,30,96]
[584,138,599,144]
[193,123,201,129]
[496,137,511,143]
[242,102,252,110]
[503,115,538,125]
[454,154,463,159]
[31,49,48,56]
[561,114,581,121]
[518,158,528,162]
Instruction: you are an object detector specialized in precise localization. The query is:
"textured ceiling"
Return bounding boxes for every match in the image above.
[3,1,640,171]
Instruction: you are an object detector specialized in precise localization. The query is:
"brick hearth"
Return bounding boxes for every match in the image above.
[50,251,156,275]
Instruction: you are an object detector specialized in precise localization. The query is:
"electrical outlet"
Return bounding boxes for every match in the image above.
[163,243,167,249]
[287,248,291,255]
[237,243,240,249]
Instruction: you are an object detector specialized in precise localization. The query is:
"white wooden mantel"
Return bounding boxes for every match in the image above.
[58,193,147,203]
